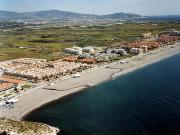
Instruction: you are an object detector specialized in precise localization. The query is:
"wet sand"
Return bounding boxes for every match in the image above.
[0,43,180,121]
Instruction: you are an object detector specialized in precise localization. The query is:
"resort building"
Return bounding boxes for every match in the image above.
[82,47,95,53]
[106,48,127,56]
[64,47,82,55]
[79,53,93,59]
[158,35,180,43]
[113,48,127,56]
[163,29,180,36]
[129,41,160,50]
[140,46,148,52]
[79,58,96,64]
[63,56,78,62]
[140,33,152,39]
[0,69,4,76]
[64,47,96,55]
[130,48,144,54]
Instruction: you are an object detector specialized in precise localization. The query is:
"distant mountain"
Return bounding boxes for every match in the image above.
[144,15,180,21]
[0,10,143,21]
[0,10,19,20]
[101,12,142,19]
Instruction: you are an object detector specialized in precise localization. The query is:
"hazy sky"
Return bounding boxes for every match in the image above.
[0,0,180,16]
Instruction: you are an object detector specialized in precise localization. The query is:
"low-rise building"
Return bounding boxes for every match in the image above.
[106,48,127,56]
[63,56,78,62]
[79,58,96,64]
[79,53,93,59]
[0,69,4,76]
[158,35,180,43]
[121,50,128,56]
[64,47,95,55]
[114,49,127,56]
[0,75,25,92]
[129,40,160,50]
[163,29,180,36]
[82,47,95,53]
[140,46,148,52]
[0,81,14,92]
[94,53,110,61]
[140,33,152,39]
[64,47,82,55]
[130,48,143,54]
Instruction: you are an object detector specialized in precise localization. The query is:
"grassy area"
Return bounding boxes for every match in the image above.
[0,22,180,61]
[21,83,32,89]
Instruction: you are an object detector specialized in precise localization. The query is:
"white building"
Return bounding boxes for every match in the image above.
[130,48,143,54]
[140,33,152,39]
[140,46,148,52]
[64,47,82,55]
[163,29,180,36]
[121,50,128,56]
[82,47,95,53]
[79,53,92,59]
[0,69,4,76]
[107,48,127,56]
[114,49,127,56]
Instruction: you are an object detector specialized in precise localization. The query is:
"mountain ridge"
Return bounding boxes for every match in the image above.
[0,10,143,21]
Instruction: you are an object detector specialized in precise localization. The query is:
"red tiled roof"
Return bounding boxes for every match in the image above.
[0,82,14,91]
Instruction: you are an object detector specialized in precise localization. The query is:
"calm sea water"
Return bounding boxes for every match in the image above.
[25,54,180,135]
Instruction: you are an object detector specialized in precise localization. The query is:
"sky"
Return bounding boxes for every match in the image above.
[0,0,180,16]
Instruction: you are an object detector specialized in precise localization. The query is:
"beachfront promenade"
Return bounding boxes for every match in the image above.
[0,44,180,120]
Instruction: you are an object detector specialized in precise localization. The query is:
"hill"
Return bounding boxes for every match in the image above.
[0,10,142,21]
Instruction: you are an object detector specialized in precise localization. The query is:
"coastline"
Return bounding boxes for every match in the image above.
[0,43,180,121]
[22,86,91,121]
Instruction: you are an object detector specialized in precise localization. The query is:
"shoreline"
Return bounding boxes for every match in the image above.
[0,43,180,121]
[110,50,180,79]
[22,86,91,121]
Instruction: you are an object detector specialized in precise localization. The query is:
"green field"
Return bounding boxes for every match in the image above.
[0,22,180,61]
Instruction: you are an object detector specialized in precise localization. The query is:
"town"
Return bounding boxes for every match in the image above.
[0,28,180,108]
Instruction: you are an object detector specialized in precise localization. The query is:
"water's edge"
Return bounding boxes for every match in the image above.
[23,53,180,121]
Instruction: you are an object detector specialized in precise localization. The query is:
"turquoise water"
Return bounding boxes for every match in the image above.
[25,54,180,135]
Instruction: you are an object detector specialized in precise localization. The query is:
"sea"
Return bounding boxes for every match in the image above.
[25,53,180,135]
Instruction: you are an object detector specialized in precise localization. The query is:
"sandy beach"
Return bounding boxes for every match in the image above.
[0,43,180,121]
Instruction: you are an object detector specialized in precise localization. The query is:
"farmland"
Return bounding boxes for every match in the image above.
[0,22,180,61]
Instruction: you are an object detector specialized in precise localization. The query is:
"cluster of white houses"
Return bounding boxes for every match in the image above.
[64,45,147,61]
[130,48,144,54]
[106,48,128,55]
[140,33,152,39]
[163,29,180,36]
[64,47,95,55]
[0,58,90,81]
